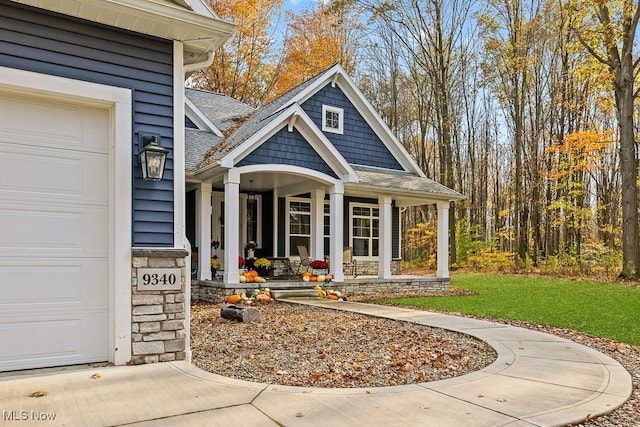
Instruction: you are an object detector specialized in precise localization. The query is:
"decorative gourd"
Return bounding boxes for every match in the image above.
[256,293,271,302]
[226,294,241,304]
[239,275,247,283]
[326,294,339,300]
[324,274,333,281]
[316,275,325,282]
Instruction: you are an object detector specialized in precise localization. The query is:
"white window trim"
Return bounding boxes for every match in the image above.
[322,104,344,134]
[349,202,380,259]
[286,197,312,257]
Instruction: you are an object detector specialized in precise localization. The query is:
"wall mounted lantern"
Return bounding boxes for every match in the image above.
[138,132,169,181]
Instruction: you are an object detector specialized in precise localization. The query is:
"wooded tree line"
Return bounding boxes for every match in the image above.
[191,0,640,278]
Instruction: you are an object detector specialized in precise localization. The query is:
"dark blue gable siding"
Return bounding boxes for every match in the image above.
[0,3,174,247]
[301,84,403,170]
[238,127,338,178]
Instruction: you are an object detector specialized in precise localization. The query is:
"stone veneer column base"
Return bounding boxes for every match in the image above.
[131,248,189,365]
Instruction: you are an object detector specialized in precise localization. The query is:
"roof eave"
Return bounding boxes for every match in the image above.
[10,0,236,55]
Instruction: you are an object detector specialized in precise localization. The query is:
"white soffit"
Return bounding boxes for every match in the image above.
[9,0,235,55]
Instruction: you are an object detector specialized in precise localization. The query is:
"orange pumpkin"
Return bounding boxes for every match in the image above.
[310,276,317,282]
[326,294,339,300]
[247,276,254,283]
[301,271,312,277]
[226,294,241,304]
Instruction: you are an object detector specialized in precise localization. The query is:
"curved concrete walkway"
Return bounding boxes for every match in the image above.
[0,299,632,426]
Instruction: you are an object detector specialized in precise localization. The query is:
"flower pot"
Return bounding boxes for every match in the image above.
[312,268,328,276]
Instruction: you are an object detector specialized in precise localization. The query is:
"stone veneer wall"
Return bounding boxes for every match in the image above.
[131,248,189,365]
[192,276,449,304]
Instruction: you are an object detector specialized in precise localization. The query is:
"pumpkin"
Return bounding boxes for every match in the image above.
[310,276,317,282]
[226,294,241,304]
[256,293,271,302]
[302,275,310,282]
[324,274,333,281]
[301,271,312,277]
[326,294,339,300]
[247,276,254,283]
[239,275,247,283]
[316,275,325,282]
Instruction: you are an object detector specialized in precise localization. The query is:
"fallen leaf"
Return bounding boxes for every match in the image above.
[29,391,47,398]
[478,393,485,398]
[91,373,101,379]
[496,398,508,402]
[296,412,304,418]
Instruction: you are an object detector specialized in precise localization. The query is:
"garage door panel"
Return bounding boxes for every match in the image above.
[0,313,109,371]
[0,141,109,202]
[0,88,111,371]
[0,94,109,154]
[0,203,109,255]
[0,260,109,306]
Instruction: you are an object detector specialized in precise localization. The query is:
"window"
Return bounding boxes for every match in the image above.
[288,199,311,256]
[322,105,343,134]
[351,204,379,257]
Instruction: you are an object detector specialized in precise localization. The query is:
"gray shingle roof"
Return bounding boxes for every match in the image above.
[203,70,330,162]
[349,166,465,201]
[185,128,222,171]
[185,88,254,133]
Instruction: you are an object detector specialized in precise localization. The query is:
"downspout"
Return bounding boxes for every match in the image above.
[184,50,215,77]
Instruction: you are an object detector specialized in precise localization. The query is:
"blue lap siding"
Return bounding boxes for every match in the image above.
[0,3,175,247]
[301,84,403,171]
[237,127,338,178]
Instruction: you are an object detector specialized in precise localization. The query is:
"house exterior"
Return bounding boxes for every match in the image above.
[0,0,234,371]
[185,64,465,289]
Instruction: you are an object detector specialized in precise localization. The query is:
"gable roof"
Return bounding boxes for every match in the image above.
[196,64,424,176]
[185,66,465,203]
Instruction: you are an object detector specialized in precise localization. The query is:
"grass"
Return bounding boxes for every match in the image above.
[380,273,640,346]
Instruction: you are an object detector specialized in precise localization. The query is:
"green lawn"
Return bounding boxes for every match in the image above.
[380,273,640,345]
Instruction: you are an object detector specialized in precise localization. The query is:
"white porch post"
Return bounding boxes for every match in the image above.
[378,195,392,279]
[311,188,325,261]
[436,200,450,279]
[197,182,212,280]
[224,170,240,284]
[273,188,279,256]
[329,183,344,282]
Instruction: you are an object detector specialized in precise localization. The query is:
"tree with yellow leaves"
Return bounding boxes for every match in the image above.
[567,0,640,278]
[190,0,284,107]
[269,0,362,99]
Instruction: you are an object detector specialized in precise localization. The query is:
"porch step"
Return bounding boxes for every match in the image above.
[270,289,320,300]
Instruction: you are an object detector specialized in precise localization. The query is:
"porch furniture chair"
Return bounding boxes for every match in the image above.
[296,245,311,274]
[343,246,358,278]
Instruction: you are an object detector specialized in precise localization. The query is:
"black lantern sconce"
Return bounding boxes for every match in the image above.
[138,132,169,181]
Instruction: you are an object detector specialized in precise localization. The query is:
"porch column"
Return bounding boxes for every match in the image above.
[436,200,450,279]
[197,182,212,280]
[223,169,240,284]
[329,183,344,282]
[378,195,392,279]
[311,188,325,261]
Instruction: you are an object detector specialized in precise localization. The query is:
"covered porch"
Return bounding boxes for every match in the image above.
[186,164,456,288]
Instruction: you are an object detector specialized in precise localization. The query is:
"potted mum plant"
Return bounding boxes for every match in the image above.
[310,259,329,275]
[253,257,272,277]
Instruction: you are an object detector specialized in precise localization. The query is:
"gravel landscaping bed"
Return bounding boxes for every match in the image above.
[190,291,639,426]
[190,300,496,388]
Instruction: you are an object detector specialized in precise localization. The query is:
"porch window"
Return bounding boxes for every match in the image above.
[288,199,311,256]
[322,105,343,134]
[351,204,379,257]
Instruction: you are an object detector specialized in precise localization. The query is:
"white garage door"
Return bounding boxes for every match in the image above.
[0,90,110,371]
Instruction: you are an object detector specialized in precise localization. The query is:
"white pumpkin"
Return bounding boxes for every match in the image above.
[239,275,247,283]
[302,275,310,282]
